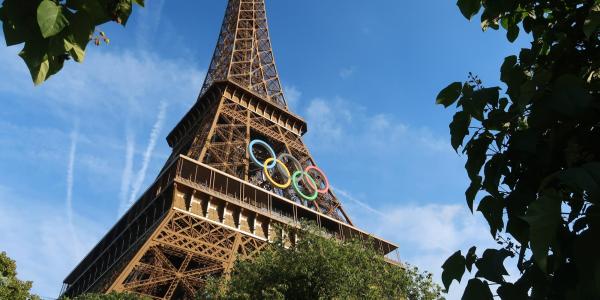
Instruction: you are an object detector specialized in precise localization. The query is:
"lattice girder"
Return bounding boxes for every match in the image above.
[200,0,286,107]
[106,207,268,300]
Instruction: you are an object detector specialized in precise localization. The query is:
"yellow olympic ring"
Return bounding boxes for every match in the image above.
[263,158,291,189]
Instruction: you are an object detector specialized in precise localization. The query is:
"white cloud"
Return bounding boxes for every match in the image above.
[134,0,166,50]
[0,186,104,298]
[303,97,447,154]
[0,44,204,122]
[0,30,205,299]
[339,66,357,79]
[283,85,302,111]
[305,98,350,144]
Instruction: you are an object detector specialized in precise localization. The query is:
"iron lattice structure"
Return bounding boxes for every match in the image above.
[61,1,398,299]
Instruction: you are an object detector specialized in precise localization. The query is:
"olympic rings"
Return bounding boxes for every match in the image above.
[249,139,277,169]
[263,158,291,189]
[276,153,302,179]
[248,139,331,202]
[305,166,330,194]
[276,153,313,192]
[292,171,318,201]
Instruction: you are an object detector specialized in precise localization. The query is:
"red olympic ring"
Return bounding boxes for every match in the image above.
[304,166,330,194]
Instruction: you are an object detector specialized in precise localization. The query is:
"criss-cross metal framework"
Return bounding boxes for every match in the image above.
[201,0,286,107]
[61,1,398,299]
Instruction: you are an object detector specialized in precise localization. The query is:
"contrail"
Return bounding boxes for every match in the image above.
[66,127,78,226]
[118,130,135,216]
[66,123,83,257]
[127,101,167,208]
[333,186,385,217]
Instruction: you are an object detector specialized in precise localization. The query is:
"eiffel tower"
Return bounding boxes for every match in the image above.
[61,1,398,299]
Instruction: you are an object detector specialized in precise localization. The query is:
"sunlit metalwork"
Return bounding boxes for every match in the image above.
[61,1,398,299]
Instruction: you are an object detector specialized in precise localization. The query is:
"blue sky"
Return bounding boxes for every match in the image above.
[0,1,530,299]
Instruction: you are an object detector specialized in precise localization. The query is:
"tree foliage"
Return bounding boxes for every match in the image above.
[201,225,444,300]
[438,0,600,299]
[0,251,40,300]
[0,0,143,85]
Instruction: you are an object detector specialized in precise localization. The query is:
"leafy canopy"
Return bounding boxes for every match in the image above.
[438,0,600,299]
[0,0,143,85]
[0,251,40,300]
[201,225,444,300]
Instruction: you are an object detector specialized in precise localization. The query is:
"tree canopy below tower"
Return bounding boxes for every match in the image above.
[201,225,444,300]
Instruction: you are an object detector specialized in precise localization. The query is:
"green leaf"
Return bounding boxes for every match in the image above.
[18,35,51,85]
[114,0,133,25]
[477,87,500,107]
[442,251,466,291]
[68,11,94,50]
[26,57,49,85]
[70,42,85,62]
[66,0,111,25]
[463,87,500,121]
[465,246,477,272]
[483,109,509,132]
[584,4,600,39]
[65,11,93,63]
[466,175,482,212]
[436,82,463,107]
[1,0,39,46]
[2,18,26,46]
[133,0,145,7]
[462,278,493,300]
[518,80,536,111]
[509,129,537,155]
[47,53,65,77]
[499,97,508,110]
[481,9,499,31]
[497,282,528,300]
[507,24,519,42]
[450,111,471,151]
[463,96,483,122]
[477,196,504,237]
[456,0,481,20]
[48,34,68,56]
[37,0,69,38]
[522,16,533,33]
[558,163,600,204]
[474,249,511,283]
[483,154,507,195]
[522,190,561,272]
[500,56,517,82]
[465,133,493,179]
[506,217,529,245]
[550,74,593,117]
[62,37,85,62]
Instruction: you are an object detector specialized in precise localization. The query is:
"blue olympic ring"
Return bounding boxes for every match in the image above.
[249,139,277,169]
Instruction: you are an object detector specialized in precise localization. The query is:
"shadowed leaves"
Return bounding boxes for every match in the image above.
[1,0,143,85]
[437,0,600,298]
[441,250,466,291]
[462,279,493,300]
